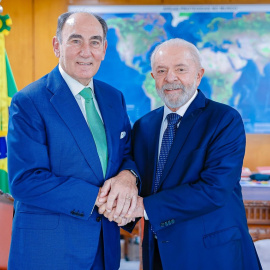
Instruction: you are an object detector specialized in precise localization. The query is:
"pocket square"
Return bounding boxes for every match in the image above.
[120,131,126,139]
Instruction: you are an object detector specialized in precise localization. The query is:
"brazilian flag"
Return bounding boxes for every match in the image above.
[0,14,17,193]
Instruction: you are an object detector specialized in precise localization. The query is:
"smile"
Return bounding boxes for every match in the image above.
[165,88,181,92]
[77,62,92,65]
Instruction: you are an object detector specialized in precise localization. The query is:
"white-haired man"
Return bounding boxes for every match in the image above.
[110,38,262,270]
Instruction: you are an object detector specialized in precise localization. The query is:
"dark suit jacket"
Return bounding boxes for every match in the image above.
[7,66,138,270]
[132,90,262,270]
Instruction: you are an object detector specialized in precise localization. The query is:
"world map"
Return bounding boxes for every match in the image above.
[70,5,270,133]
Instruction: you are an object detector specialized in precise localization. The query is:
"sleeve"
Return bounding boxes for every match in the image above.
[117,92,141,193]
[143,109,246,232]
[8,91,99,219]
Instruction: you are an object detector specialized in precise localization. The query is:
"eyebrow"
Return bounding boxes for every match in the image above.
[68,34,83,41]
[155,63,188,69]
[175,64,188,67]
[156,65,167,69]
[90,35,103,42]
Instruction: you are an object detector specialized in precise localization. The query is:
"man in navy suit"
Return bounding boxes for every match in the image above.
[119,39,262,269]
[7,12,139,269]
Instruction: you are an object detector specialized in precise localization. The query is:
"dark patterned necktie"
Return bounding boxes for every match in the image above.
[153,113,182,193]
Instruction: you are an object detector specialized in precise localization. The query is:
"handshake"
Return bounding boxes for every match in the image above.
[95,170,144,226]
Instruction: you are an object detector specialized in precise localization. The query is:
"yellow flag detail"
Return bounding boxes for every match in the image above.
[0,33,9,136]
[0,14,17,193]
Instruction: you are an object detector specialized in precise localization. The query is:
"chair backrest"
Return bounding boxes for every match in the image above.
[0,191,14,270]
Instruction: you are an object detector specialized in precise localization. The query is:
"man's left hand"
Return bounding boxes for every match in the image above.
[99,170,138,219]
[125,196,144,219]
[98,202,135,226]
[99,196,144,226]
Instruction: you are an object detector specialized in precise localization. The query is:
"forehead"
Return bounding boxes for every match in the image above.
[153,45,195,68]
[62,13,103,38]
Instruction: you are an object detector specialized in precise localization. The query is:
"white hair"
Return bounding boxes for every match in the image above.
[150,38,203,70]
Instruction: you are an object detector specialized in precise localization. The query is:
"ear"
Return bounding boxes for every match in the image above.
[101,40,108,60]
[196,68,205,87]
[52,36,60,58]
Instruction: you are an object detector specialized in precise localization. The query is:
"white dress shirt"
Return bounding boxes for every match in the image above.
[144,90,198,220]
[59,65,103,123]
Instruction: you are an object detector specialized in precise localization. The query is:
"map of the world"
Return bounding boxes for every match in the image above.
[70,5,270,133]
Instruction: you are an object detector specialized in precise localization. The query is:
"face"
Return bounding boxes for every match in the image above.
[151,44,204,111]
[53,13,107,86]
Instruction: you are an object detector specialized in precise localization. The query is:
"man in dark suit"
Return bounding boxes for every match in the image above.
[123,38,262,269]
[7,11,139,269]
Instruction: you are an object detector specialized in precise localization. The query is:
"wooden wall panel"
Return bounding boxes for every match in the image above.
[2,0,33,90]
[34,0,67,80]
[3,0,270,170]
[69,0,100,5]
[244,135,270,171]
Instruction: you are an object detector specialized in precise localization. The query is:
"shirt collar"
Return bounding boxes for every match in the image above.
[162,90,198,123]
[58,65,94,97]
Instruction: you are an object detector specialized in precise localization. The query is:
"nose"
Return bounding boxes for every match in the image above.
[80,43,92,57]
[165,70,178,83]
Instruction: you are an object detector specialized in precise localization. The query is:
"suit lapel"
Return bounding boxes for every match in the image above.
[146,107,164,195]
[158,91,206,188]
[93,80,120,179]
[47,67,104,182]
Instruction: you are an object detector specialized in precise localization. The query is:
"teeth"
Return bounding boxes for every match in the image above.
[78,62,91,65]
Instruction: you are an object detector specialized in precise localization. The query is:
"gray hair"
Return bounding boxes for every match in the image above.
[151,38,203,70]
[56,11,108,44]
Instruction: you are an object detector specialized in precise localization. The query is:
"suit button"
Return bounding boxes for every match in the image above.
[96,216,102,222]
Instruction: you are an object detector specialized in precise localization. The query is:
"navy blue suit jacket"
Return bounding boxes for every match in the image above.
[132,90,261,270]
[7,66,138,269]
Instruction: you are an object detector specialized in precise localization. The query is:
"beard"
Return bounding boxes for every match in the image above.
[156,79,197,109]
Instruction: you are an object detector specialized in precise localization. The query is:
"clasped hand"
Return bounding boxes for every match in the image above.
[95,170,143,226]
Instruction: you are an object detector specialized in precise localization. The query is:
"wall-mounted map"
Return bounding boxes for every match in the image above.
[69,5,270,133]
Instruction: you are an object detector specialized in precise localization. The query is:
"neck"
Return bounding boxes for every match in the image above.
[168,106,180,112]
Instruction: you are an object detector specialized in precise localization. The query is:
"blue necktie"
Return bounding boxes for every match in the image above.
[153,113,182,193]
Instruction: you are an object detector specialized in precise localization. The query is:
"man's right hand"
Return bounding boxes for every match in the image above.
[95,188,107,208]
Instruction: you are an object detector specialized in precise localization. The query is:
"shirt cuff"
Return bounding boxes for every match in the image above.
[144,209,149,220]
